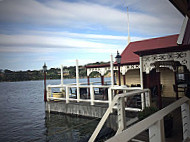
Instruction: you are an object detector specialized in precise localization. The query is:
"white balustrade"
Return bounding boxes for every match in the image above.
[46,83,153,142]
[106,96,190,142]
[88,89,150,142]
[46,83,148,112]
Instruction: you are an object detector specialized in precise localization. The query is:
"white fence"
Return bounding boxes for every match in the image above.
[88,89,150,142]
[46,83,149,112]
[106,96,190,142]
[46,83,153,142]
[47,84,110,105]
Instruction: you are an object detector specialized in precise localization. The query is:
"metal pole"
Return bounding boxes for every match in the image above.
[118,63,121,86]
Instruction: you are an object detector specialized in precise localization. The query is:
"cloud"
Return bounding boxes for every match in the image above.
[0,33,117,49]
[0,0,183,36]
[25,30,127,40]
[0,31,147,54]
[0,0,184,70]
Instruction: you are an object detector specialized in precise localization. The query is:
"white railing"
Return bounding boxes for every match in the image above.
[46,83,148,112]
[47,84,111,105]
[106,96,190,142]
[88,89,150,142]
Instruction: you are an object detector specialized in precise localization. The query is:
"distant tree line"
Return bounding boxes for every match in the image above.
[0,61,109,82]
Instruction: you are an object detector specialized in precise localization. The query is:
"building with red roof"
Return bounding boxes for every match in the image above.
[86,1,190,109]
[86,34,190,107]
[120,34,179,65]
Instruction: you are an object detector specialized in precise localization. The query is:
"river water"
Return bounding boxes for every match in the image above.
[0,78,110,142]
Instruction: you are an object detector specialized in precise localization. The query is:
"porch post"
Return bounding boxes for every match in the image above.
[174,71,179,100]
[122,75,126,85]
[114,71,116,85]
[146,74,150,88]
[101,75,104,85]
[116,97,126,134]
[156,70,162,109]
[140,57,145,110]
[140,57,144,89]
[118,64,121,86]
[149,119,165,142]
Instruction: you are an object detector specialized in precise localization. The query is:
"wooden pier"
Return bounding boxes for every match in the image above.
[45,101,109,118]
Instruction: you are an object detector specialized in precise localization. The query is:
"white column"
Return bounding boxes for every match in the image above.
[116,97,126,134]
[141,93,145,110]
[90,85,94,105]
[181,102,190,140]
[140,57,144,89]
[149,119,165,142]
[47,86,51,101]
[76,59,80,102]
[108,88,112,106]
[66,86,69,103]
[145,90,151,107]
[140,57,145,110]
[60,65,64,92]
[110,54,114,87]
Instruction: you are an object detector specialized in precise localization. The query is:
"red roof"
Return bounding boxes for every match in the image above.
[121,34,179,64]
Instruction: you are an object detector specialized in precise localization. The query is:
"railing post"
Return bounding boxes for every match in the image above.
[141,93,145,110]
[66,86,69,104]
[47,86,51,101]
[181,101,190,140]
[149,119,165,142]
[145,90,150,107]
[116,97,126,134]
[90,85,94,105]
[108,88,112,107]
[76,59,80,102]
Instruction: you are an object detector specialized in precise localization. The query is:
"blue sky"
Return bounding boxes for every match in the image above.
[0,0,184,71]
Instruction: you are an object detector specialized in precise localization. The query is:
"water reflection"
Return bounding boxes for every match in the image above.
[44,113,100,142]
[0,78,111,142]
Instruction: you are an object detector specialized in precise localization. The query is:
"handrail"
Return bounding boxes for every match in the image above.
[47,84,148,108]
[47,84,112,105]
[88,89,150,142]
[106,96,190,142]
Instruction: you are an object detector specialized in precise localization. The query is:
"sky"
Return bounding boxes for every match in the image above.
[0,0,184,71]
